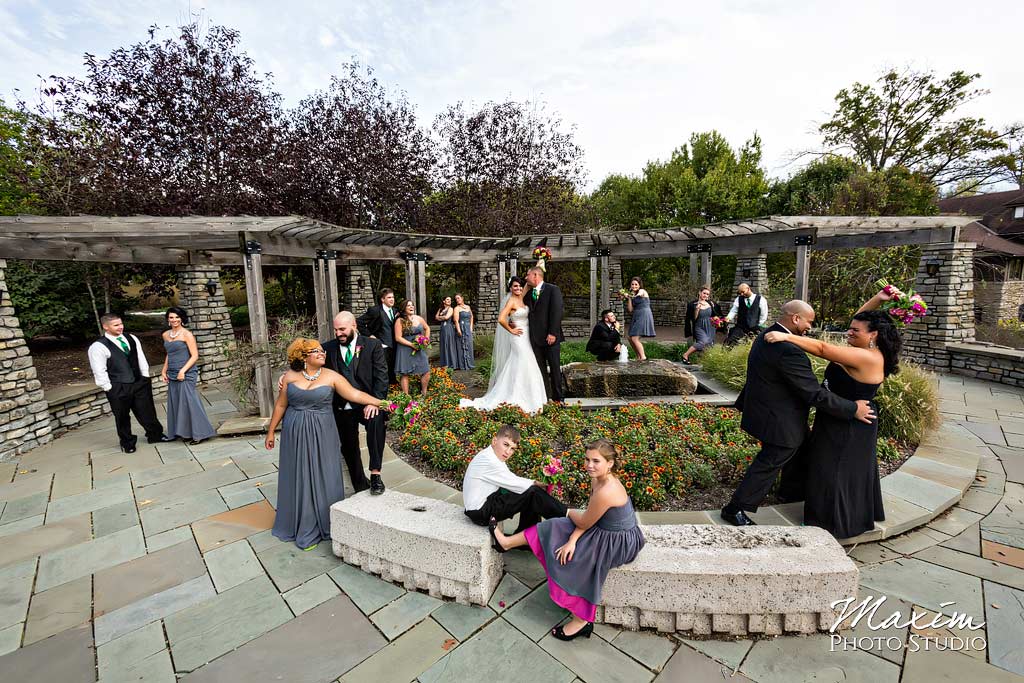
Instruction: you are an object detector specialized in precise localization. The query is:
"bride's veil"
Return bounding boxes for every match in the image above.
[487,292,512,391]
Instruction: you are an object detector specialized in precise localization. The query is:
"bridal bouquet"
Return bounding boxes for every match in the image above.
[618,287,635,299]
[541,455,566,498]
[411,334,430,355]
[533,246,552,272]
[710,316,726,329]
[875,279,928,327]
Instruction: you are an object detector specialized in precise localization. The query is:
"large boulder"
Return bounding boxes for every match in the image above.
[562,359,698,398]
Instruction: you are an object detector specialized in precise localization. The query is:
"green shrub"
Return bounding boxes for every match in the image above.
[976,319,1024,350]
[230,305,249,327]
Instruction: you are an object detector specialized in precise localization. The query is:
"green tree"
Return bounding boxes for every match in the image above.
[0,100,42,215]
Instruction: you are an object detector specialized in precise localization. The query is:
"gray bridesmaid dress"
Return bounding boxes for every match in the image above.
[453,309,474,370]
[395,323,430,376]
[164,340,216,442]
[271,384,345,549]
[438,310,457,368]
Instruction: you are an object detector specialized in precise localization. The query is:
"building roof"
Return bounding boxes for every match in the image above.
[939,189,1024,239]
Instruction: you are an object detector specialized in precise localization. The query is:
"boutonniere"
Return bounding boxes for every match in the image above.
[354,345,363,358]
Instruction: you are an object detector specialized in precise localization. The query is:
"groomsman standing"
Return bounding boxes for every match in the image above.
[724,282,769,346]
[88,313,170,453]
[357,288,398,385]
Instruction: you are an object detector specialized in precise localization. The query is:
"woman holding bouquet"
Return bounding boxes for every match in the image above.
[763,287,905,539]
[681,287,723,365]
[622,277,655,360]
[394,299,432,397]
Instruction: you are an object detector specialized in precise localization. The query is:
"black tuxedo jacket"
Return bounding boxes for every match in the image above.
[322,335,389,411]
[527,282,565,346]
[684,300,723,338]
[586,323,621,361]
[356,305,396,347]
[735,322,858,448]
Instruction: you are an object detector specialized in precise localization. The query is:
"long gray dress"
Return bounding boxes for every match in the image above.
[395,323,431,376]
[164,340,217,441]
[453,309,475,370]
[691,305,716,351]
[272,384,345,549]
[437,310,457,368]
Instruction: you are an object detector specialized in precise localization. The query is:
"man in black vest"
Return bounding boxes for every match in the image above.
[586,309,623,361]
[721,300,876,525]
[525,267,565,402]
[324,311,389,494]
[87,314,169,453]
[357,288,398,385]
[724,282,769,346]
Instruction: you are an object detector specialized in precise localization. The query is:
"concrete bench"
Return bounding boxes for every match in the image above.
[597,525,858,635]
[330,490,502,606]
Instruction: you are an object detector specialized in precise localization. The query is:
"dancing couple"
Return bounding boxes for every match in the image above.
[460,267,564,414]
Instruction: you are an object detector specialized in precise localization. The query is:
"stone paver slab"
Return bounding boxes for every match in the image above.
[901,639,1021,682]
[540,628,654,683]
[962,421,1007,446]
[43,480,133,526]
[927,506,984,537]
[92,450,163,481]
[982,511,1024,550]
[144,526,193,552]
[97,622,166,679]
[164,575,292,672]
[983,539,1024,569]
[0,561,34,630]
[679,637,753,670]
[139,490,227,536]
[0,513,43,539]
[880,471,960,513]
[502,549,548,588]
[984,581,1024,676]
[370,590,444,640]
[419,618,574,683]
[740,634,900,683]
[0,472,53,504]
[36,525,145,592]
[503,583,568,642]
[873,493,931,537]
[488,572,529,613]
[860,558,984,617]
[230,451,278,478]
[901,456,976,491]
[654,643,753,682]
[92,499,140,538]
[100,649,175,683]
[327,562,405,615]
[992,446,1024,484]
[205,539,264,592]
[848,542,904,565]
[909,603,986,661]
[179,594,385,683]
[191,499,275,553]
[282,574,341,616]
[342,617,453,683]
[23,575,91,645]
[431,601,496,641]
[94,574,215,646]
[611,630,677,670]
[1,491,48,524]
[94,539,205,617]
[134,463,245,506]
[0,623,21,657]
[958,487,1002,514]
[130,459,202,488]
[0,624,95,683]
[222,487,265,509]
[914,544,1024,591]
[880,526,950,555]
[258,540,340,592]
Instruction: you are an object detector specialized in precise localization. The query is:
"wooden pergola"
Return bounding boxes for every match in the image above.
[0,214,983,415]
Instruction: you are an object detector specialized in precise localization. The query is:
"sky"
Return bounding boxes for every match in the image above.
[2,0,1022,190]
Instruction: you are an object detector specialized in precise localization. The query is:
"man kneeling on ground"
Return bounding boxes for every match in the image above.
[464,424,567,535]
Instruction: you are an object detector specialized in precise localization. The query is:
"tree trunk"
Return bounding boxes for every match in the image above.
[84,276,102,335]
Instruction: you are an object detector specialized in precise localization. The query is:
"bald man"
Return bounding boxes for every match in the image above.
[721,300,876,525]
[323,311,390,494]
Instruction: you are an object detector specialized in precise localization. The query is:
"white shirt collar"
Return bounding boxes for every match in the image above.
[105,332,126,342]
[344,332,358,349]
[777,321,795,335]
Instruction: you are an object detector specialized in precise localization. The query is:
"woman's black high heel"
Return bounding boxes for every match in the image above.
[487,517,507,554]
[551,622,593,641]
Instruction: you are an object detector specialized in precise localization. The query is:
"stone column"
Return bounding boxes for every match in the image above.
[733,254,768,293]
[607,257,624,318]
[903,242,977,371]
[175,265,234,382]
[341,260,376,315]
[476,262,499,330]
[0,260,52,461]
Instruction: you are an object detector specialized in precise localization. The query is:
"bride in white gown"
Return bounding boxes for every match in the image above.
[459,277,548,414]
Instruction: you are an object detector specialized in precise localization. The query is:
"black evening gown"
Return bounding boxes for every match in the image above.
[804,363,885,538]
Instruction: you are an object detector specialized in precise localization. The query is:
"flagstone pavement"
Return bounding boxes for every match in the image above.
[1,376,1023,682]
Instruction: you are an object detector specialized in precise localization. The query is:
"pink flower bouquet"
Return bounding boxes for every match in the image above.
[710,316,726,329]
[875,279,928,327]
[411,335,430,355]
[542,455,565,498]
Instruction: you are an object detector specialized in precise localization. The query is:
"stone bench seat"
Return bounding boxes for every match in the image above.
[330,490,502,606]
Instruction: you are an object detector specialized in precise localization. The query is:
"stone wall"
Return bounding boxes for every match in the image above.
[476,262,500,330]
[565,296,685,327]
[342,260,376,316]
[975,279,1024,323]
[0,259,52,461]
[947,343,1024,388]
[903,242,977,371]
[733,254,769,292]
[175,265,234,382]
[46,372,168,439]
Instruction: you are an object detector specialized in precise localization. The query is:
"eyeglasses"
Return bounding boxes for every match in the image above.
[308,349,326,355]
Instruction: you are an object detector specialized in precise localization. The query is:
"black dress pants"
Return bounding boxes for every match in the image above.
[533,342,563,401]
[105,378,164,449]
[335,407,387,492]
[385,346,397,386]
[725,325,761,347]
[727,439,808,513]
[465,487,568,534]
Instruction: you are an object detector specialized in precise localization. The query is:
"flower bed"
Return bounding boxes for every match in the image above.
[387,368,760,510]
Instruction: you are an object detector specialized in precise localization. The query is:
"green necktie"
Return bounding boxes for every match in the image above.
[117,336,130,354]
[532,288,539,301]
[344,345,353,365]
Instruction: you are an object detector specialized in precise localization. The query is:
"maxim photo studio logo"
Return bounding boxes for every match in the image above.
[828,595,986,654]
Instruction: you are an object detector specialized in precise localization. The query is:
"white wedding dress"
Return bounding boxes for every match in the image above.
[460,305,548,414]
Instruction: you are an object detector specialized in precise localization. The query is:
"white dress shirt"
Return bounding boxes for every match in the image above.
[462,445,535,511]
[726,293,769,327]
[340,332,358,410]
[87,333,150,392]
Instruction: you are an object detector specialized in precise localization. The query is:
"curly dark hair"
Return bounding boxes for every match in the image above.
[852,310,902,376]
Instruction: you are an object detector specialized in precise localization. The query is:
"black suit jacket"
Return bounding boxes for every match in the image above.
[684,300,723,338]
[322,335,389,411]
[527,282,565,346]
[356,305,396,347]
[735,323,858,448]
[586,323,621,361]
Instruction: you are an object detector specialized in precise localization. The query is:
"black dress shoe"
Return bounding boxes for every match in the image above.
[487,517,507,554]
[720,509,757,526]
[369,474,385,496]
[121,445,137,454]
[552,622,593,641]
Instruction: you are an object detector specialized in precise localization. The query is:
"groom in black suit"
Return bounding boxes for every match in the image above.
[525,266,565,402]
[721,300,876,525]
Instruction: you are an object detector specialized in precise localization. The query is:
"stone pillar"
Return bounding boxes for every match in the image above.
[733,254,768,293]
[903,242,977,371]
[476,262,499,329]
[607,257,624,319]
[341,260,375,316]
[0,260,52,461]
[175,265,234,382]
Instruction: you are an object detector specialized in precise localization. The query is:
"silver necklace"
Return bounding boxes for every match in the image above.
[301,366,322,382]
[168,328,182,339]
